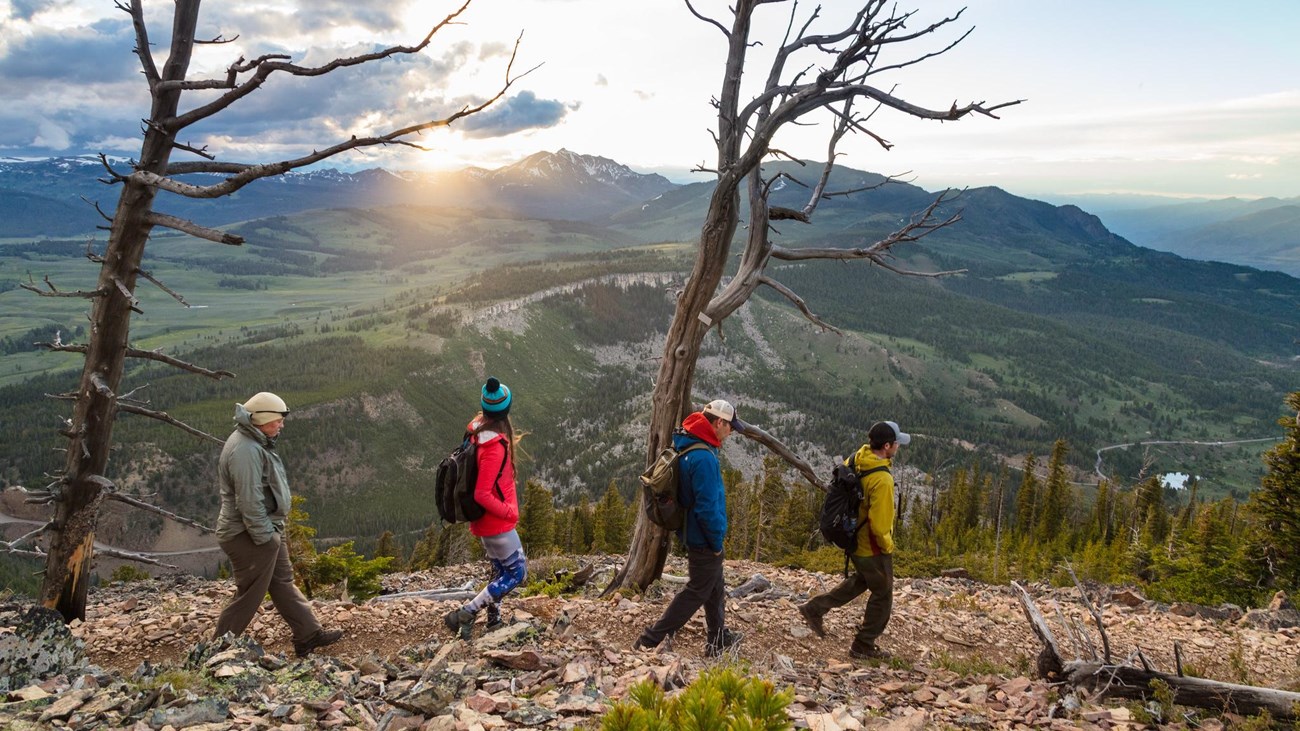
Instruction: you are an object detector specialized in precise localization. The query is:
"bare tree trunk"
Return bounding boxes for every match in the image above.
[40,2,200,621]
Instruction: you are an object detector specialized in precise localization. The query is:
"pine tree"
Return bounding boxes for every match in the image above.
[1013,454,1040,539]
[775,473,819,557]
[592,481,628,554]
[286,495,320,597]
[407,523,440,571]
[1245,391,1300,592]
[374,530,403,572]
[518,479,556,557]
[1035,439,1072,547]
[752,456,790,562]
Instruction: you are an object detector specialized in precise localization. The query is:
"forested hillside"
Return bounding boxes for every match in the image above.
[2,160,1297,605]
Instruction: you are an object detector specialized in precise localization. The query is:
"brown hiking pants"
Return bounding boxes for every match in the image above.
[213,531,320,644]
[804,553,893,649]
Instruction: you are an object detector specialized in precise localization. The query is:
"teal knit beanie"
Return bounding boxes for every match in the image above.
[481,377,512,417]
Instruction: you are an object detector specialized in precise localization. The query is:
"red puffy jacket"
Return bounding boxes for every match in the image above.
[467,417,518,538]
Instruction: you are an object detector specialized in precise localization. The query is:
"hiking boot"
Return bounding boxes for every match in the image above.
[849,642,891,661]
[632,634,659,651]
[705,628,742,657]
[797,602,826,638]
[294,628,343,658]
[485,604,504,631]
[443,608,475,640]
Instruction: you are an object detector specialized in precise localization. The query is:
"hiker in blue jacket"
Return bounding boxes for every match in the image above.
[634,399,746,657]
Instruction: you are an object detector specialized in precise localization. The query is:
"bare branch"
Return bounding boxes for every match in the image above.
[107,493,215,534]
[738,421,823,490]
[195,33,238,45]
[119,0,160,87]
[134,267,191,307]
[117,403,225,444]
[171,140,215,159]
[111,277,144,313]
[760,275,842,334]
[162,0,478,128]
[684,0,731,37]
[165,161,254,175]
[89,372,116,399]
[97,153,129,183]
[1067,564,1112,663]
[82,196,115,224]
[19,276,105,299]
[771,189,968,274]
[37,343,235,380]
[2,520,54,552]
[135,35,535,200]
[95,546,178,569]
[145,211,244,245]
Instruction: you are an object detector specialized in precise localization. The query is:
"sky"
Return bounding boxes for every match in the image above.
[2,0,1298,202]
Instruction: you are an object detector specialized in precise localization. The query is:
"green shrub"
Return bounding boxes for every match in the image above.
[602,666,793,731]
[111,564,151,583]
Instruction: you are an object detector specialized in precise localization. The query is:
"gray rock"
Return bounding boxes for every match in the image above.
[149,698,229,729]
[505,705,558,725]
[391,670,469,716]
[0,606,86,691]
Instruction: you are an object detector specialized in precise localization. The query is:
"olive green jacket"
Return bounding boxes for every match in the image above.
[215,404,291,545]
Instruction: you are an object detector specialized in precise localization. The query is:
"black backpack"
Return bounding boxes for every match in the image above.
[819,459,890,553]
[640,440,709,531]
[434,431,506,523]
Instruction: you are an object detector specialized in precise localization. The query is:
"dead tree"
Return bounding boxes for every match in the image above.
[22,0,529,622]
[1014,581,1300,722]
[608,0,1020,592]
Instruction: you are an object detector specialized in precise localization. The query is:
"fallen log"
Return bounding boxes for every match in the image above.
[1013,581,1300,721]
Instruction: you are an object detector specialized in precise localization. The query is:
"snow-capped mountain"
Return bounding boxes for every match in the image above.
[0,151,681,237]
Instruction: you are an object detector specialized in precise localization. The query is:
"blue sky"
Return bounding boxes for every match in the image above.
[2,0,1298,200]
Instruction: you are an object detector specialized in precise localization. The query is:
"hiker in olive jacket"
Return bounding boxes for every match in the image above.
[797,420,910,660]
[212,392,342,658]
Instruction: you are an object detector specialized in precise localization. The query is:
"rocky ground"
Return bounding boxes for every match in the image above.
[3,555,1299,730]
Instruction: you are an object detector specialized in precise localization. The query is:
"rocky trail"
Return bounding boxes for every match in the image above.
[2,556,1298,730]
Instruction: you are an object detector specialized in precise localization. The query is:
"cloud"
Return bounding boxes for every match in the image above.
[0,17,135,82]
[457,91,571,139]
[8,0,71,21]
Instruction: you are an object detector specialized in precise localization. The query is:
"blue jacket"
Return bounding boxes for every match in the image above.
[674,419,727,552]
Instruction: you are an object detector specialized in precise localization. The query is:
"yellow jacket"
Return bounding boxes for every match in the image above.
[849,446,895,556]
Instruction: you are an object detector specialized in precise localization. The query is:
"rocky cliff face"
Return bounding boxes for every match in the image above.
[2,558,1298,729]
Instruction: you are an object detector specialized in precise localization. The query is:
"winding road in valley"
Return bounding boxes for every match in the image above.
[1093,436,1281,481]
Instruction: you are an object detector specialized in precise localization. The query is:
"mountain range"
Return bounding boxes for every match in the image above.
[4,150,1296,275]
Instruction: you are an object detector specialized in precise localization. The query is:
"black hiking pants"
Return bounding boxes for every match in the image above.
[639,546,726,648]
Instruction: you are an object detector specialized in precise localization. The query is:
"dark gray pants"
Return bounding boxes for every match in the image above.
[804,553,893,649]
[641,547,726,646]
[213,531,321,644]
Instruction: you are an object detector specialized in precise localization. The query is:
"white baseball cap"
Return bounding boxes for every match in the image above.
[702,399,748,433]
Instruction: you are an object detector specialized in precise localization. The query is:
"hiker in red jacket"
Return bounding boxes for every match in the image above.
[443,377,527,638]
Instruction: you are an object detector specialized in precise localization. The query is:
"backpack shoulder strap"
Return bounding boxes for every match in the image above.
[860,465,890,477]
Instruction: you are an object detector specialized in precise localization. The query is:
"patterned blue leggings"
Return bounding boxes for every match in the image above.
[465,530,527,613]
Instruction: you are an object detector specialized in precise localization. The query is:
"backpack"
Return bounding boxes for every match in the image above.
[640,441,710,530]
[819,459,890,553]
[434,431,506,524]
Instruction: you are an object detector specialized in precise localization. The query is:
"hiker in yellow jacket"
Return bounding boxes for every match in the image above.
[797,420,910,659]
